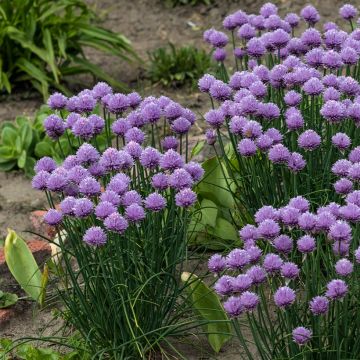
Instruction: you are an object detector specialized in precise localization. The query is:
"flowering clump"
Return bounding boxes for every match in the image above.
[33,84,203,357]
[201,2,360,222]
[209,193,360,357]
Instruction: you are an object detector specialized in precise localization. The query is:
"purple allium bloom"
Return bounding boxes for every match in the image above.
[127,92,142,108]
[160,149,184,170]
[264,128,282,144]
[47,171,68,192]
[316,211,336,231]
[223,296,243,317]
[73,198,93,217]
[335,258,353,277]
[326,279,348,300]
[204,109,225,128]
[92,82,112,99]
[184,162,204,182]
[208,30,228,48]
[88,115,105,135]
[285,13,300,27]
[237,24,256,40]
[124,141,142,159]
[273,235,293,254]
[76,143,100,165]
[298,130,321,151]
[285,108,304,131]
[104,212,128,234]
[349,147,360,163]
[32,171,50,190]
[305,47,325,67]
[107,173,130,195]
[100,190,121,206]
[79,177,101,196]
[59,196,76,215]
[83,226,107,246]
[76,94,96,113]
[214,275,233,296]
[249,81,267,98]
[247,265,267,285]
[298,212,317,231]
[263,253,283,274]
[99,148,123,171]
[107,93,130,114]
[341,47,359,65]
[242,120,262,139]
[47,92,67,110]
[65,113,80,129]
[260,2,278,18]
[287,38,307,56]
[208,254,226,273]
[355,246,360,263]
[239,291,259,311]
[289,196,310,213]
[175,188,197,208]
[328,220,352,242]
[332,240,350,256]
[300,5,320,25]
[331,159,352,176]
[161,136,178,151]
[43,209,62,226]
[226,249,250,270]
[324,21,338,31]
[346,190,360,206]
[297,235,316,253]
[334,178,353,195]
[151,173,168,191]
[66,96,79,112]
[274,286,296,308]
[324,29,347,50]
[271,29,290,48]
[231,274,253,292]
[269,144,291,164]
[322,50,343,69]
[35,157,57,173]
[240,95,259,116]
[253,65,270,82]
[125,204,145,222]
[258,219,280,239]
[198,74,216,92]
[303,77,324,96]
[209,80,232,101]
[256,134,273,151]
[292,327,312,346]
[223,14,237,30]
[247,38,266,58]
[339,203,360,222]
[140,147,162,169]
[280,206,301,227]
[122,190,142,207]
[309,296,329,315]
[72,117,94,140]
[324,87,340,102]
[246,246,262,263]
[301,28,322,47]
[239,224,259,242]
[229,116,247,135]
[141,102,161,123]
[255,205,279,224]
[284,91,302,107]
[95,201,116,220]
[124,127,145,145]
[349,163,360,181]
[234,47,246,59]
[127,112,145,128]
[281,262,300,280]
[44,114,65,139]
[213,48,227,62]
[164,102,183,120]
[144,193,166,212]
[169,169,194,190]
[237,139,257,157]
[340,4,357,20]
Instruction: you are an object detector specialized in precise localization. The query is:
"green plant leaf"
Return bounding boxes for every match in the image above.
[0,146,15,162]
[20,123,33,150]
[35,141,53,157]
[4,229,43,302]
[17,150,27,168]
[207,217,239,242]
[181,272,232,353]
[1,127,18,146]
[24,157,36,177]
[190,140,205,159]
[0,160,16,171]
[0,291,18,309]
[200,199,218,228]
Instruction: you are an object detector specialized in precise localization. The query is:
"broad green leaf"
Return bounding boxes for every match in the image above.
[35,141,53,157]
[17,150,27,168]
[43,29,59,83]
[208,217,239,242]
[0,146,15,162]
[0,160,16,171]
[15,136,22,154]
[15,116,29,128]
[200,199,218,228]
[0,291,18,309]
[24,157,36,177]
[190,140,205,159]
[1,127,17,146]
[4,229,43,302]
[181,272,232,353]
[20,123,33,150]
[16,344,61,360]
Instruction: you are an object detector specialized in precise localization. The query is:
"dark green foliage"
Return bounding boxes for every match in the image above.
[164,0,213,6]
[148,43,211,87]
[0,0,137,98]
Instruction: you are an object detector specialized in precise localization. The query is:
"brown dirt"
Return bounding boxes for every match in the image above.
[0,0,357,357]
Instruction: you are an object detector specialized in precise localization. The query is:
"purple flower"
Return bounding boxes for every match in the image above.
[204,109,225,128]
[260,3,278,18]
[297,235,316,253]
[72,117,94,140]
[303,77,324,96]
[44,115,65,139]
[47,170,68,192]
[99,148,123,171]
[316,211,336,231]
[340,4,357,20]
[44,209,62,226]
[322,50,343,69]
[32,171,50,190]
[226,249,250,270]
[339,203,360,222]
[151,173,168,191]
[144,193,166,212]
[328,221,352,242]
[335,258,353,277]
[273,235,293,254]
[104,212,128,234]
[258,219,280,239]
[284,91,302,107]
[265,128,282,144]
[122,190,142,207]
[73,198,93,217]
[95,201,117,220]
[349,147,360,163]
[164,102,183,120]
[140,147,162,169]
[271,29,290,48]
[300,5,320,25]
[141,102,161,123]
[280,206,301,227]
[249,81,267,98]
[239,291,259,311]
[76,143,100,165]
[301,28,322,48]
[213,48,227,62]
[348,163,360,181]
[247,38,266,58]
[125,127,145,144]
[88,115,105,135]
[205,129,217,145]
[237,23,256,40]
[208,30,228,48]
[175,188,197,208]
[281,262,300,280]
[320,100,346,123]
[305,47,324,67]
[125,204,145,222]
[59,196,76,215]
[246,246,262,263]
[309,296,329,315]
[209,80,232,101]
[107,173,130,195]
[161,136,178,151]
[239,224,259,242]
[127,92,142,108]
[274,286,296,307]
[247,265,267,285]
[237,139,257,157]
[289,196,310,213]
[67,165,89,185]
[184,162,204,182]
[355,246,360,263]
[256,134,273,151]
[92,82,112,100]
[100,190,121,206]
[112,118,131,137]
[263,253,283,273]
[268,144,291,164]
[208,254,226,273]
[298,130,321,151]
[292,327,312,346]
[242,121,262,139]
[76,94,96,113]
[124,141,142,159]
[214,275,233,296]
[47,92,67,110]
[79,177,101,196]
[298,212,317,231]
[160,149,184,171]
[325,279,348,299]
[35,157,57,173]
[341,47,359,65]
[231,274,253,292]
[229,116,247,135]
[198,74,216,93]
[332,133,351,150]
[107,93,130,114]
[223,296,243,317]
[83,226,107,246]
[255,206,279,224]
[331,159,352,176]
[171,117,191,134]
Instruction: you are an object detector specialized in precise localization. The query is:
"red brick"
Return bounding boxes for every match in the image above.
[30,210,56,238]
[0,308,15,326]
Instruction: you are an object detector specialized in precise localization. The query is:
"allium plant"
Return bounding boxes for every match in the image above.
[209,194,360,358]
[32,84,204,357]
[201,3,360,223]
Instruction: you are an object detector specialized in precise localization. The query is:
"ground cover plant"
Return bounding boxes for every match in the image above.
[0,0,137,98]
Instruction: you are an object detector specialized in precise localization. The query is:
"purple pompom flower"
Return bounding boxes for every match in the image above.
[335,258,353,277]
[92,82,112,100]
[171,117,191,134]
[122,190,142,207]
[281,262,300,280]
[125,127,145,145]
[332,133,351,150]
[48,92,67,110]
[44,115,65,139]
[340,4,357,20]
[355,246,360,263]
[309,296,329,315]
[125,204,145,222]
[298,212,317,231]
[32,171,50,190]
[59,196,76,216]
[303,77,324,96]
[79,177,101,196]
[83,226,107,246]
[325,279,348,299]
[140,147,162,169]
[226,249,250,270]
[320,100,346,123]
[334,178,353,195]
[284,91,302,107]
[160,149,184,171]
[104,212,128,234]
[348,163,360,181]
[184,162,204,182]
[204,109,225,128]
[107,173,130,195]
[300,5,320,25]
[47,170,68,192]
[260,3,278,18]
[247,265,267,285]
[107,93,130,114]
[175,188,197,208]
[263,253,283,274]
[339,203,360,222]
[328,220,352,242]
[35,157,57,173]
[231,274,253,293]
[237,139,257,157]
[44,209,63,226]
[73,198,93,217]
[223,296,243,317]
[297,235,316,253]
[124,141,142,159]
[151,173,168,191]
[258,219,280,239]
[280,206,301,227]
[214,275,233,296]
[209,80,232,101]
[72,117,94,140]
[256,134,273,151]
[208,30,228,48]
[161,136,178,151]
[208,254,226,273]
[100,190,121,206]
[292,327,312,346]
[265,128,282,144]
[331,159,352,176]
[298,130,321,151]
[273,235,293,254]
[198,74,216,93]
[239,291,259,311]
[239,224,259,242]
[95,201,117,220]
[255,205,279,224]
[269,144,291,164]
[76,143,100,165]
[274,286,296,307]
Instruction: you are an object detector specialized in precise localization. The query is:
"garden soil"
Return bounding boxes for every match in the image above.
[0,0,357,358]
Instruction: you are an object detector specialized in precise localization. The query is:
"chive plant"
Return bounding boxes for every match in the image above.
[200,2,360,224]
[31,84,206,358]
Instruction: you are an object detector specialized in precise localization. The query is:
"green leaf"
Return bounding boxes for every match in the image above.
[207,217,239,242]
[17,150,27,168]
[0,146,15,162]
[43,28,59,83]
[181,272,232,353]
[20,123,33,150]
[190,140,205,159]
[0,292,18,309]
[200,199,218,228]
[15,116,29,128]
[15,136,22,154]
[0,160,17,171]
[24,157,36,177]
[4,229,43,302]
[35,141,53,157]
[1,127,18,146]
